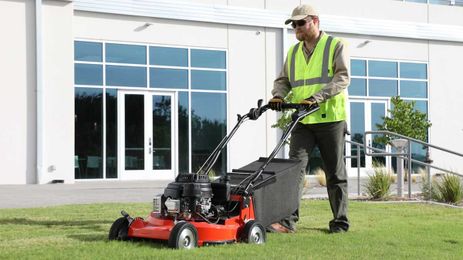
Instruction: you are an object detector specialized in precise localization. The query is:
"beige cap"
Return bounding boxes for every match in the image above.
[284,4,319,25]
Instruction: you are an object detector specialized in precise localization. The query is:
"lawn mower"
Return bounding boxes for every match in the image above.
[108,100,320,249]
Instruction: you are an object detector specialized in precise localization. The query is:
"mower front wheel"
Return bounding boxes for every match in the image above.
[168,222,198,249]
[241,220,266,244]
[108,217,130,241]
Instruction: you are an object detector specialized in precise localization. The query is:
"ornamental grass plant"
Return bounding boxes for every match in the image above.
[432,174,463,204]
[364,163,394,200]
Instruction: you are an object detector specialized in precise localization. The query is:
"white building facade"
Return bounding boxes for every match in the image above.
[1,0,463,184]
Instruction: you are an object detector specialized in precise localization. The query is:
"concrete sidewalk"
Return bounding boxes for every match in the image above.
[0,178,422,209]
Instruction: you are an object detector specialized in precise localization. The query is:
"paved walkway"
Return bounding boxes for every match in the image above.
[0,178,422,209]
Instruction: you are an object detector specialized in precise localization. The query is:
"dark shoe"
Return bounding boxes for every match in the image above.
[266,223,295,233]
[329,226,347,234]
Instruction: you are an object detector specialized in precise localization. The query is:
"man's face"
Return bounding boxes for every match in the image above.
[292,16,319,42]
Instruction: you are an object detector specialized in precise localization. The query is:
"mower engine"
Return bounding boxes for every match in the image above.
[154,174,226,222]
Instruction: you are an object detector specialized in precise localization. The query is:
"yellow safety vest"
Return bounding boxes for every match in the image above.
[287,34,347,124]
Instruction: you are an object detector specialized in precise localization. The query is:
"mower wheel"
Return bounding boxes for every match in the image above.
[168,222,198,249]
[108,217,129,241]
[241,220,266,244]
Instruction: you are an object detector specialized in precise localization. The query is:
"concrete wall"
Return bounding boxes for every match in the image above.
[39,0,74,184]
[0,0,36,184]
[428,41,463,174]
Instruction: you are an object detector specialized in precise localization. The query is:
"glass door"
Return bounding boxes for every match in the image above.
[347,99,390,175]
[117,90,177,180]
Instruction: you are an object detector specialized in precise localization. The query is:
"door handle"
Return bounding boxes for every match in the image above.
[149,138,152,154]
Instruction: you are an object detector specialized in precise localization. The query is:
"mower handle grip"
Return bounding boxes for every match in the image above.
[280,103,319,110]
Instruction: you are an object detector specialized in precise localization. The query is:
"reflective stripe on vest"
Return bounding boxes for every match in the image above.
[289,36,334,87]
[287,34,347,124]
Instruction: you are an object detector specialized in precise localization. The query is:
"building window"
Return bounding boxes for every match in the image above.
[74,41,227,179]
[349,58,429,170]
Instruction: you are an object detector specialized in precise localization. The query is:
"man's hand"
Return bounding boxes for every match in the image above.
[268,96,284,111]
[301,97,317,106]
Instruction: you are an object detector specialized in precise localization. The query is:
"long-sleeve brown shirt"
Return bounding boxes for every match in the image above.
[272,31,350,103]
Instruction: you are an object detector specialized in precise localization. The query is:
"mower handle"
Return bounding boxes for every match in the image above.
[280,103,318,110]
[247,101,318,120]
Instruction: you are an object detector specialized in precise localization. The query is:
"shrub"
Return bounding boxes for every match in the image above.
[364,164,393,199]
[433,174,463,204]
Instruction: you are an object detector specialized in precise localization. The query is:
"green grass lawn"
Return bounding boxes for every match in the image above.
[0,200,462,259]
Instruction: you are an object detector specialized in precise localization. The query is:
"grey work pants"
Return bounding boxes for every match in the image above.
[280,120,349,231]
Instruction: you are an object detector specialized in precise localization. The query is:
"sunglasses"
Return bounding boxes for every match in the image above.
[291,19,311,29]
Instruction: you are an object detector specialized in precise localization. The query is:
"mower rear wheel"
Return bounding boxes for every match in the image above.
[108,217,129,241]
[168,222,198,249]
[241,220,266,244]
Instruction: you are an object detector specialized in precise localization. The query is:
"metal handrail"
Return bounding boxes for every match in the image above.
[361,130,463,198]
[344,131,463,198]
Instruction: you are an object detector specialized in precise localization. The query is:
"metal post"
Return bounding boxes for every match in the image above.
[408,140,413,199]
[391,139,408,198]
[357,144,360,196]
[425,147,433,200]
[396,149,404,197]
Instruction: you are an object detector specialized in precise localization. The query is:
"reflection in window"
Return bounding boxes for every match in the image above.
[75,64,103,85]
[191,49,226,69]
[106,43,146,64]
[106,89,117,178]
[191,93,227,175]
[106,65,146,87]
[152,95,172,170]
[400,81,427,98]
[150,68,188,89]
[349,78,366,96]
[125,94,145,170]
[410,100,428,114]
[369,79,397,97]
[178,92,189,174]
[74,41,228,178]
[369,60,397,78]
[191,70,226,90]
[350,103,366,167]
[75,88,103,179]
[75,41,102,62]
[371,103,386,165]
[150,46,188,67]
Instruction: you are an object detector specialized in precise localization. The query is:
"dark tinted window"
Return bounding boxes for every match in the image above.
[106,89,117,178]
[75,88,103,179]
[178,92,189,174]
[191,93,227,175]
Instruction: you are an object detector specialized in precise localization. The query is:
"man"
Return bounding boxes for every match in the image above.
[268,4,350,233]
